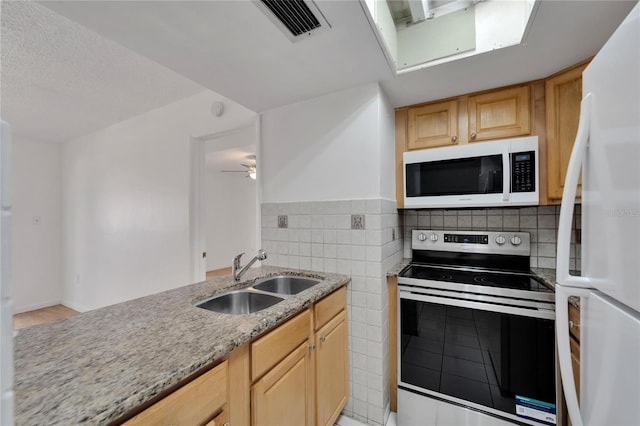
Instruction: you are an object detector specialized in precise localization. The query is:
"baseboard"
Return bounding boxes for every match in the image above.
[13,300,62,314]
[59,299,89,313]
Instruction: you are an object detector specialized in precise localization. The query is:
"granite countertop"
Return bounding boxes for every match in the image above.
[14,266,350,426]
[386,258,411,276]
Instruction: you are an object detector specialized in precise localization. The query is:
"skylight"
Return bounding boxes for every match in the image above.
[364,0,538,73]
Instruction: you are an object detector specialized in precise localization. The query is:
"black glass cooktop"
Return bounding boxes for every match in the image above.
[400,264,553,293]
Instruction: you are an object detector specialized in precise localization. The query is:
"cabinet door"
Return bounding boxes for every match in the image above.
[252,341,314,426]
[468,85,531,141]
[316,310,348,426]
[407,100,459,149]
[545,62,588,201]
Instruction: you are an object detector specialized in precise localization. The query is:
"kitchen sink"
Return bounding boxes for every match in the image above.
[196,290,284,315]
[252,276,320,295]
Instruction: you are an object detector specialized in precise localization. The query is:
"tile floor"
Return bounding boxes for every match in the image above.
[336,412,397,426]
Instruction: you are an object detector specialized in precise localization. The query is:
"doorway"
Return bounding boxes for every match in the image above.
[191,122,260,283]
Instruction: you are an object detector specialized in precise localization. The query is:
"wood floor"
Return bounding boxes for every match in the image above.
[13,304,79,330]
[206,267,232,280]
[13,269,232,330]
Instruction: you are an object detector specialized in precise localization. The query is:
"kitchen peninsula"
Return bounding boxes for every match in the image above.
[14,267,349,425]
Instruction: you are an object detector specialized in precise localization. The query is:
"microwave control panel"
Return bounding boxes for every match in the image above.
[511,151,536,192]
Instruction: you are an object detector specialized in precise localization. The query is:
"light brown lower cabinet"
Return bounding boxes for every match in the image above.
[566,302,581,426]
[251,286,348,426]
[119,286,348,426]
[568,302,581,400]
[123,360,229,426]
[252,341,314,426]
[315,310,348,426]
[205,410,229,426]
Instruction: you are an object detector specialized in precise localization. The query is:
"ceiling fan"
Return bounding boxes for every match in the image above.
[221,156,257,179]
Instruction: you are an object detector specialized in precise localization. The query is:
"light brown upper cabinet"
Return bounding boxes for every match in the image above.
[467,85,531,142]
[407,100,459,149]
[545,60,589,201]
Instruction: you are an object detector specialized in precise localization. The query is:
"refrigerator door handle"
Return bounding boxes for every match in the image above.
[555,285,590,426]
[557,93,593,288]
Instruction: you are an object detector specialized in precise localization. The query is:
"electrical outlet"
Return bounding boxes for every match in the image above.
[278,215,288,228]
[351,214,365,230]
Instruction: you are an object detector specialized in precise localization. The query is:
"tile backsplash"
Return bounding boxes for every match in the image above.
[261,199,402,426]
[402,205,581,271]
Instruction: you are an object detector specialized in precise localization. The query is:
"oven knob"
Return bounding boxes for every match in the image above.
[510,236,522,246]
[495,235,506,245]
[417,233,427,241]
[429,233,438,242]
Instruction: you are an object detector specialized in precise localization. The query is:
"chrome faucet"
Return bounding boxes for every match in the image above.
[232,249,267,281]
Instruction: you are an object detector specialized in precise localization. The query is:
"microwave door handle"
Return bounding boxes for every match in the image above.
[502,149,510,201]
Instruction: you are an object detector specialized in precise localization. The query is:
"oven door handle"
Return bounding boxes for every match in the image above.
[400,290,555,320]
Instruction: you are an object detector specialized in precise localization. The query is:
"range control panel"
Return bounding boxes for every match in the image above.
[511,151,536,193]
[413,230,531,256]
[443,234,489,244]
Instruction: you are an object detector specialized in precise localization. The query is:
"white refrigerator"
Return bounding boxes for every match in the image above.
[556,3,640,426]
[0,120,13,425]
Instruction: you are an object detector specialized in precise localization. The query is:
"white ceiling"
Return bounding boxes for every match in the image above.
[1,0,636,145]
[0,1,205,143]
[39,0,395,113]
[381,0,638,106]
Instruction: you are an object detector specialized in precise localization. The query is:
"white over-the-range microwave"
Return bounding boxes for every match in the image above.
[403,136,539,209]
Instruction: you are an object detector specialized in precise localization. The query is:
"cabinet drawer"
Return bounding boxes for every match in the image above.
[205,410,229,426]
[314,286,346,330]
[251,309,311,381]
[569,303,580,342]
[124,361,227,426]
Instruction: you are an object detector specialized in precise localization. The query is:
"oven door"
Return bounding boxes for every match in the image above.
[398,287,557,425]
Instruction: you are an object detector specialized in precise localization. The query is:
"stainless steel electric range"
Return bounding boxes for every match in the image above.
[397,230,557,426]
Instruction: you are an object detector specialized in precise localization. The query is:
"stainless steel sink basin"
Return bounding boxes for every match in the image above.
[252,276,320,295]
[196,290,284,314]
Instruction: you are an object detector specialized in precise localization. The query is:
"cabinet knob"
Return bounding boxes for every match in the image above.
[309,344,316,351]
[451,135,457,142]
[470,132,477,139]
[320,336,326,343]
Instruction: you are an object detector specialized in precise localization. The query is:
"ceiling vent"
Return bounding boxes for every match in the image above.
[256,0,331,42]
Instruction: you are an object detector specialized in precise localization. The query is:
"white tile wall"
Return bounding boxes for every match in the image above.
[261,199,403,426]
[401,205,582,271]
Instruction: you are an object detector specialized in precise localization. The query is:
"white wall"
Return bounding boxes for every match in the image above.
[205,172,257,270]
[259,83,400,425]
[11,138,62,313]
[261,83,394,203]
[379,89,396,201]
[62,91,256,311]
[204,129,257,270]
